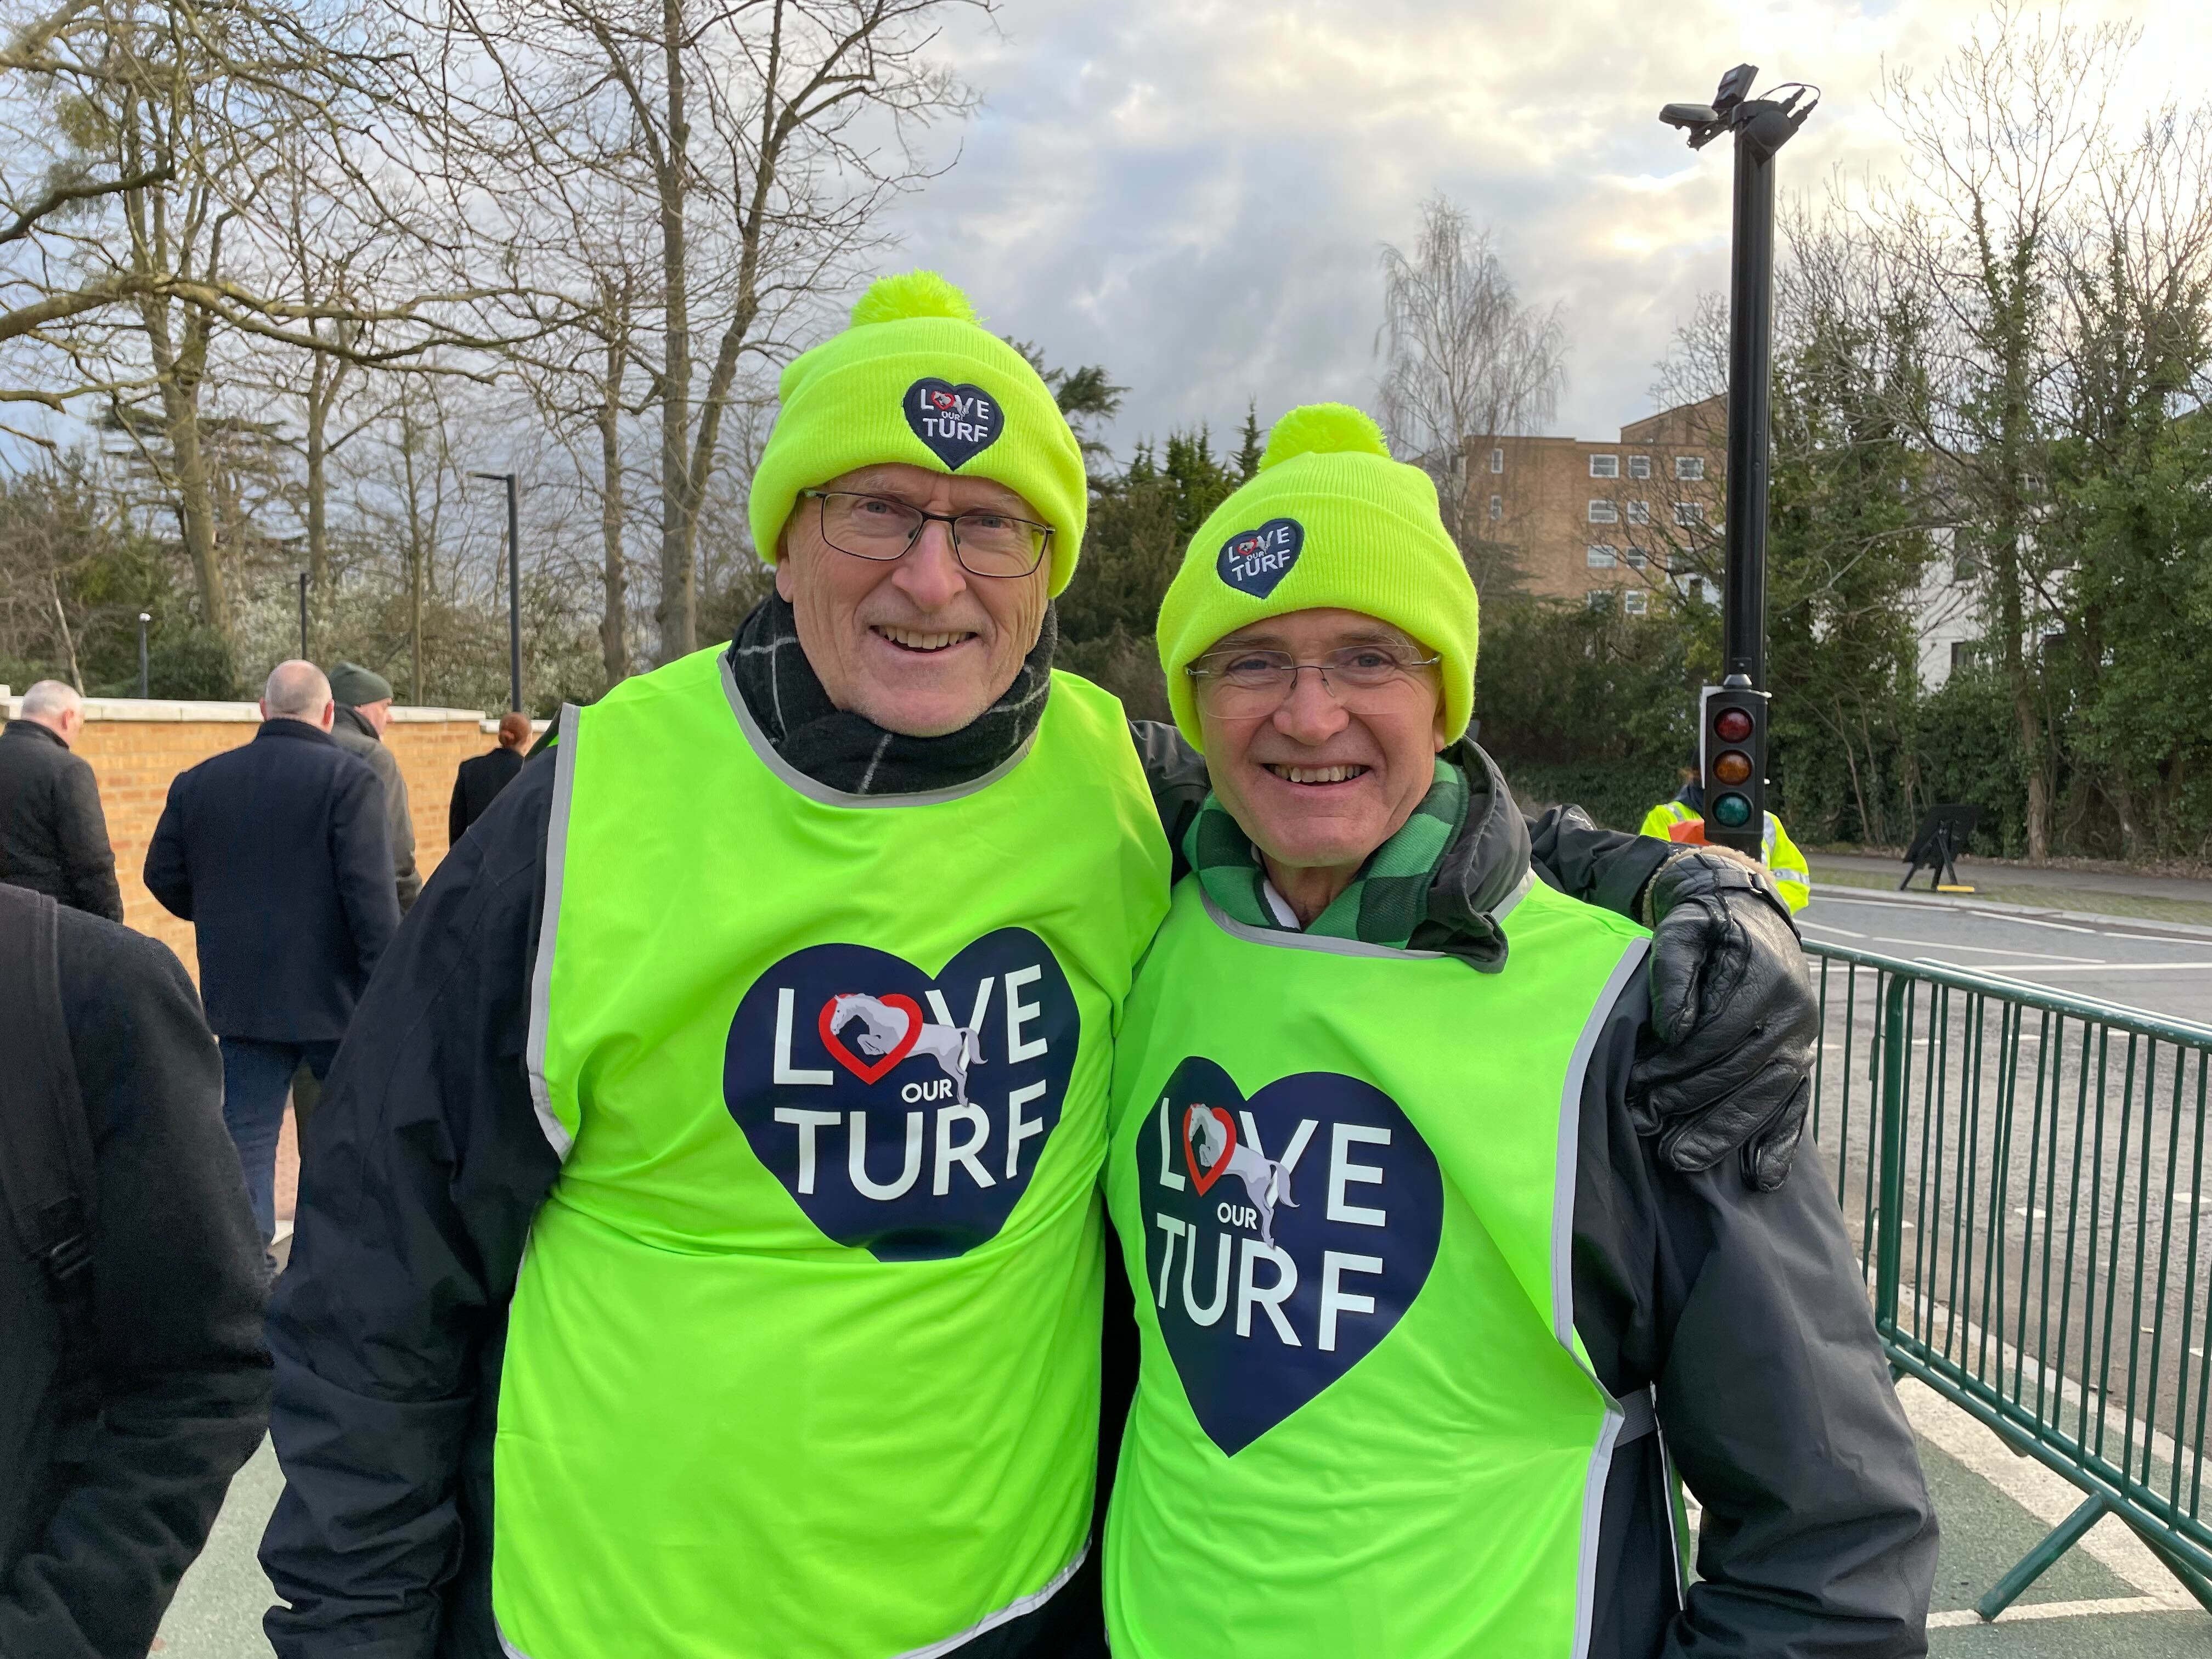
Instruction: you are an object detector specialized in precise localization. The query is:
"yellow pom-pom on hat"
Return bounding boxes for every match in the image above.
[748,270,1088,596]
[1155,400,1479,749]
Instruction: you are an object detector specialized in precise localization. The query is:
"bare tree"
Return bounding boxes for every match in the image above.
[1869,0,2138,860]
[444,0,982,663]
[1378,195,1568,588]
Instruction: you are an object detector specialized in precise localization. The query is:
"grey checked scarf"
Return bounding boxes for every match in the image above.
[727,594,1057,795]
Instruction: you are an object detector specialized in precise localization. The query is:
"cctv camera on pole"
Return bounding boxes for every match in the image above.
[1659,66,1816,857]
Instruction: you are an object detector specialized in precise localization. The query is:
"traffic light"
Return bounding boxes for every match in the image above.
[1700,682,1769,857]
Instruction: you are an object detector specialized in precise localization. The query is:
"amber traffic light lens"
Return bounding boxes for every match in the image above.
[1714,749,1753,786]
[1713,708,1754,744]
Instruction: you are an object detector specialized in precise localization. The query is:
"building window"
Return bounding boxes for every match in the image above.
[1625,501,1650,525]
[1488,494,1502,521]
[1950,641,1977,673]
[1489,447,1504,473]
[1586,589,1616,612]
[1628,455,1651,479]
[1588,499,1618,524]
[1675,455,1705,481]
[1623,548,1647,569]
[1623,589,1649,616]
[1586,545,1617,568]
[1590,454,1619,478]
[1673,501,1703,526]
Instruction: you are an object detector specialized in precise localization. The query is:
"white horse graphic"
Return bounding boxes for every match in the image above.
[1187,1109,1297,1248]
[827,993,985,1104]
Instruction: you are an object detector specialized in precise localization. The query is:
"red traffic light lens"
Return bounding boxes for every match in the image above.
[1713,749,1753,786]
[1713,707,1754,744]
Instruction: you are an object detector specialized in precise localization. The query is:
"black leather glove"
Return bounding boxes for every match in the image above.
[1630,847,1818,1192]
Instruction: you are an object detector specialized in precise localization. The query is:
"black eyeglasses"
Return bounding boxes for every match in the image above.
[799,489,1053,579]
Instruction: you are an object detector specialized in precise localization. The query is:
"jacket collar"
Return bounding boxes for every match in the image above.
[1407,738,1534,973]
[333,704,381,742]
[256,718,337,747]
[2,718,66,751]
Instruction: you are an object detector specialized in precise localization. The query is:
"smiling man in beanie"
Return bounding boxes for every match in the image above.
[262,279,1822,1659]
[326,660,420,913]
[1103,406,1933,1658]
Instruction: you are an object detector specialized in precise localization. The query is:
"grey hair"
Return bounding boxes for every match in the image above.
[19,680,82,719]
[263,659,332,719]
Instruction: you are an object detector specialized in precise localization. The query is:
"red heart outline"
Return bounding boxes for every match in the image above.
[1182,1106,1237,1195]
[818,992,923,1085]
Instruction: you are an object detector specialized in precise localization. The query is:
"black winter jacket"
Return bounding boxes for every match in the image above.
[264,690,1901,1658]
[0,720,122,923]
[0,893,273,1659]
[145,719,400,1042]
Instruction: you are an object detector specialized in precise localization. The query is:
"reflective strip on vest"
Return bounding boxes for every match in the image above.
[497,645,1169,1659]
[1103,874,1651,1658]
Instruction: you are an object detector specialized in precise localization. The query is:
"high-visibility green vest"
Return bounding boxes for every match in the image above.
[494,645,1168,1659]
[1102,874,1650,1658]
[1637,798,1811,912]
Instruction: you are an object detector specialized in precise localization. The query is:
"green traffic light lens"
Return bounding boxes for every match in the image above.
[1713,793,1753,828]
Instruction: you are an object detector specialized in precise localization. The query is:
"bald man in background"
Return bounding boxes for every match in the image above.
[0,680,122,921]
[145,662,399,1254]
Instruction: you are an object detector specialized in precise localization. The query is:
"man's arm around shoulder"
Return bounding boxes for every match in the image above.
[262,759,564,1658]
[1576,985,1937,1658]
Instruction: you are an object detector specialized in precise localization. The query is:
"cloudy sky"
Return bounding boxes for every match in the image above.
[881,0,2212,460]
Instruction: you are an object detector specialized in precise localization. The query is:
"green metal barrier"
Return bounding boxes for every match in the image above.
[1807,941,2212,1618]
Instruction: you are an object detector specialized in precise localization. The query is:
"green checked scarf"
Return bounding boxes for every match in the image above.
[1183,757,1469,948]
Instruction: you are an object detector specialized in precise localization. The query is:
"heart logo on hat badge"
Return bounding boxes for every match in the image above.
[1216,517,1304,599]
[905,378,1003,470]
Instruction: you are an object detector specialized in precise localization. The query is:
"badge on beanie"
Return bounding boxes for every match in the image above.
[905,379,1003,470]
[1216,518,1304,599]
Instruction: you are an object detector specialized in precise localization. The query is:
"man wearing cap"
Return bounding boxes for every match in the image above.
[261,277,1821,1659]
[327,660,421,913]
[1103,405,1932,1657]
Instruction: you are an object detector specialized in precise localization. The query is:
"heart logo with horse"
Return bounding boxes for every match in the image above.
[726,931,1079,1261]
[1137,1057,1443,1454]
[904,377,1004,470]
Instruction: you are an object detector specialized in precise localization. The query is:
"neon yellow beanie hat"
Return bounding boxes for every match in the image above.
[748,271,1088,596]
[1156,403,1479,749]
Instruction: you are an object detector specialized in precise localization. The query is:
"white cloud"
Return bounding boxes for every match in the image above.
[880,0,2212,457]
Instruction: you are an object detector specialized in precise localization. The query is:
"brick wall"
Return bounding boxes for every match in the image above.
[0,692,515,973]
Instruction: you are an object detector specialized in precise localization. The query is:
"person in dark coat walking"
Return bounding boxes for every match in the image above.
[0,680,122,922]
[448,711,531,843]
[0,882,272,1659]
[144,660,399,1249]
[327,660,422,913]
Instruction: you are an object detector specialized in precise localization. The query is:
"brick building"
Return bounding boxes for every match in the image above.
[1463,397,1726,611]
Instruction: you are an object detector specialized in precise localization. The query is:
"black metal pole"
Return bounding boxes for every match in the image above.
[1722,113,1780,693]
[298,572,310,661]
[137,613,150,698]
[505,475,522,714]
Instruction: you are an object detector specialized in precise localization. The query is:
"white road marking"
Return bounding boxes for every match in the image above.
[1898,1379,2187,1600]
[1960,961,2212,977]
[1873,936,2107,964]
[1801,919,1869,939]
[1925,1593,2199,1627]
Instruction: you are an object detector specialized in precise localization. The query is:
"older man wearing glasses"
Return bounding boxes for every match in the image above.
[261,276,1819,1659]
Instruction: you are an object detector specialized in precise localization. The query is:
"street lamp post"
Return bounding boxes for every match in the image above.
[298,572,310,661]
[137,613,150,699]
[1658,65,1816,856]
[471,472,523,713]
